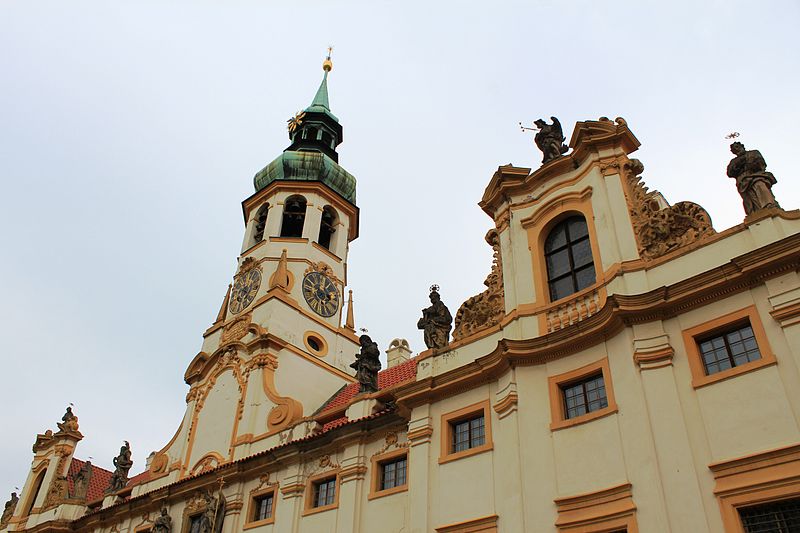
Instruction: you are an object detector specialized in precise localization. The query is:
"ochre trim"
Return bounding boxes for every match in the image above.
[554,482,638,532]
[633,346,674,370]
[435,514,498,533]
[368,448,409,500]
[771,301,800,327]
[439,400,493,464]
[268,236,309,244]
[548,357,618,431]
[493,391,518,419]
[312,241,342,262]
[682,305,776,389]
[303,331,329,357]
[709,443,800,533]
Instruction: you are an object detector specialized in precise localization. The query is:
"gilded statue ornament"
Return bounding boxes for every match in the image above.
[56,406,79,433]
[417,286,452,350]
[726,141,781,215]
[350,335,381,394]
[534,117,569,164]
[152,506,172,533]
[106,441,133,494]
[622,159,715,260]
[287,111,306,133]
[1,492,18,528]
[453,229,505,340]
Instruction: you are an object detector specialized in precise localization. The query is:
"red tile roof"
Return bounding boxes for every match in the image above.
[319,357,417,414]
[67,458,113,502]
[126,470,152,488]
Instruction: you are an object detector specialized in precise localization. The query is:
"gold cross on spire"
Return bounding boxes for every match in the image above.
[323,46,333,72]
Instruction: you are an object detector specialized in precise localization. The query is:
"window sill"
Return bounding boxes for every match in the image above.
[301,502,338,516]
[243,517,275,530]
[692,358,777,389]
[550,406,618,431]
[367,484,408,500]
[438,443,493,465]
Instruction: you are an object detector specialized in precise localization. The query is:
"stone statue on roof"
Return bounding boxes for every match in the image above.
[106,441,133,494]
[351,335,381,394]
[417,285,452,350]
[56,406,79,433]
[72,461,93,500]
[1,492,18,529]
[534,117,569,164]
[726,141,781,215]
[153,506,172,533]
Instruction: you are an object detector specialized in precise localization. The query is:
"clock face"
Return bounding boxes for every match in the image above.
[302,271,340,317]
[229,268,262,314]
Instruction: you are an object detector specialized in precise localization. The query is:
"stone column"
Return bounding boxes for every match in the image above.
[632,322,710,532]
[335,445,368,532]
[407,405,433,533]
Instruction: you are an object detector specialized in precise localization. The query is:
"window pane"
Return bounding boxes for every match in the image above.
[571,238,593,268]
[567,217,589,240]
[545,225,567,252]
[550,276,575,301]
[255,494,273,521]
[698,322,761,375]
[546,249,571,280]
[451,415,486,452]
[381,457,407,490]
[574,266,596,291]
[739,498,800,532]
[562,374,607,420]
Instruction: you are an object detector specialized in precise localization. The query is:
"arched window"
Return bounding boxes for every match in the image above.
[252,203,269,244]
[305,127,318,141]
[321,131,333,149]
[318,206,337,251]
[280,196,307,238]
[544,216,596,301]
[23,470,46,516]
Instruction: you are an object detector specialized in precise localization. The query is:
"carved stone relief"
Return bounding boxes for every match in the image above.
[622,159,715,260]
[220,315,251,345]
[453,229,506,340]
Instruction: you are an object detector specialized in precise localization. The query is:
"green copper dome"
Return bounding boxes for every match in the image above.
[253,151,357,204]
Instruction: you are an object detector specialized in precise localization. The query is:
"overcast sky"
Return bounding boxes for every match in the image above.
[1,1,798,496]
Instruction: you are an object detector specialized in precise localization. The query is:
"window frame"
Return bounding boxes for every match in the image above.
[682,306,775,389]
[439,400,493,464]
[548,357,618,431]
[244,486,277,529]
[544,215,596,302]
[368,448,409,500]
[302,471,340,516]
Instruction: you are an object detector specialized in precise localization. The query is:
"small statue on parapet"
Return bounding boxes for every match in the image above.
[351,334,381,394]
[56,406,79,433]
[417,285,452,350]
[1,492,18,529]
[72,461,93,500]
[106,441,133,494]
[726,141,780,215]
[534,117,569,164]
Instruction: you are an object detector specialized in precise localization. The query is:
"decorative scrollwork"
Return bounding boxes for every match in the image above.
[623,159,715,260]
[453,229,505,340]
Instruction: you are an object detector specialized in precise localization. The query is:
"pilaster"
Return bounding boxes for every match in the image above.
[336,445,368,532]
[407,405,433,533]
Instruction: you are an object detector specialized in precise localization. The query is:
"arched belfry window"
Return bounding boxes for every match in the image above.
[252,203,269,244]
[544,216,596,301]
[23,470,46,516]
[305,127,318,141]
[318,206,337,251]
[280,196,307,238]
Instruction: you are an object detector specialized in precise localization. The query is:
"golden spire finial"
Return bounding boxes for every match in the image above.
[323,46,333,72]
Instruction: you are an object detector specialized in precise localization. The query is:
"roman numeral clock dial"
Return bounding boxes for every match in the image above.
[229,267,262,315]
[302,271,340,318]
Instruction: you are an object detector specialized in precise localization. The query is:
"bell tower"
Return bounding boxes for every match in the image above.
[142,55,362,480]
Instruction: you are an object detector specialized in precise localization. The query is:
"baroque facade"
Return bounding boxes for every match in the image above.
[4,58,800,533]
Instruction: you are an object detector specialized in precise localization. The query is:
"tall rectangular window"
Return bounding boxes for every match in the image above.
[380,457,407,490]
[253,492,274,522]
[313,477,336,508]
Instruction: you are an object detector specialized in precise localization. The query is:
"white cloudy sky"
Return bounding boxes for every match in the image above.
[1,1,798,495]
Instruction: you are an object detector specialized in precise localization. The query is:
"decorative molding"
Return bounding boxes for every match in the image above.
[435,514,498,533]
[633,346,674,370]
[220,314,251,345]
[493,391,518,420]
[453,229,505,341]
[190,452,225,476]
[304,261,342,287]
[407,425,433,447]
[554,482,638,532]
[770,301,800,327]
